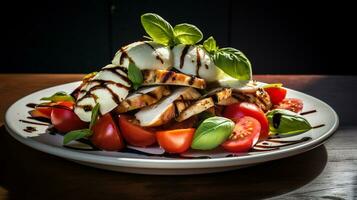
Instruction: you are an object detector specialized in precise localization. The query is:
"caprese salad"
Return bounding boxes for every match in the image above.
[29,13,313,154]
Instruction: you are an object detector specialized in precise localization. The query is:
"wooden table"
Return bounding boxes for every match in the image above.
[0,74,356,200]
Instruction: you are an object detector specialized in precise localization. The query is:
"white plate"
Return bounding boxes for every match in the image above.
[5,82,339,175]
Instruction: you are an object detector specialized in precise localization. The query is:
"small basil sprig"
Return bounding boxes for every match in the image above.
[202,36,252,81]
[191,116,235,150]
[203,36,218,53]
[266,109,312,136]
[141,13,203,46]
[40,91,74,102]
[213,47,252,80]
[89,103,100,129]
[141,13,175,46]
[174,23,203,45]
[63,103,100,144]
[128,62,143,90]
[63,129,92,145]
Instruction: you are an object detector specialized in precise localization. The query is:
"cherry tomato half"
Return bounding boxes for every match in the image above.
[51,102,87,133]
[30,101,74,119]
[222,116,261,153]
[264,86,287,105]
[91,114,125,151]
[275,98,303,113]
[29,107,52,119]
[223,102,269,139]
[118,115,156,147]
[156,128,195,153]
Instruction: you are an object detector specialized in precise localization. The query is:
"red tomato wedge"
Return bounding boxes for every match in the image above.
[156,128,195,153]
[30,101,74,119]
[118,115,156,147]
[29,107,52,119]
[51,102,87,133]
[276,98,303,113]
[264,86,287,105]
[222,116,261,153]
[223,102,269,139]
[91,114,125,151]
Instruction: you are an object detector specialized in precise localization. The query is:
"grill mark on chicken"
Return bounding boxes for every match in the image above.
[232,90,272,112]
[188,75,196,85]
[255,88,272,110]
[142,70,206,89]
[144,42,164,64]
[146,90,158,100]
[162,70,175,83]
[180,45,190,69]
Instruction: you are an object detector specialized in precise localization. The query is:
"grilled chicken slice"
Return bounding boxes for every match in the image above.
[233,88,272,112]
[174,101,192,115]
[74,64,131,122]
[176,87,201,100]
[142,69,206,89]
[202,88,238,105]
[176,97,215,122]
[216,97,239,106]
[135,87,200,127]
[115,86,170,113]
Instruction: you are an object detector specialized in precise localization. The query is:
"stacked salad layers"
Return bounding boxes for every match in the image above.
[31,13,313,153]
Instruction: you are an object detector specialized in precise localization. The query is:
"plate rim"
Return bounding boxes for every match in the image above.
[5,81,339,169]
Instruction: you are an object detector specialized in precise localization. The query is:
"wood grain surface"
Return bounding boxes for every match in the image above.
[0,74,356,200]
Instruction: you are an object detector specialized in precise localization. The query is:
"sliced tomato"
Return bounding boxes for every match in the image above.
[91,114,125,151]
[51,102,87,133]
[156,128,195,153]
[222,116,261,153]
[223,102,269,139]
[30,101,74,119]
[29,107,52,119]
[264,86,287,105]
[118,115,156,147]
[275,98,303,113]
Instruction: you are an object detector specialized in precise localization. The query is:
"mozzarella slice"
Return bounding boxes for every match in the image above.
[172,44,218,82]
[112,41,173,70]
[74,64,131,122]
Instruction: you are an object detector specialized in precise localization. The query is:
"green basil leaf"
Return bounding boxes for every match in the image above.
[128,62,143,90]
[174,23,203,45]
[89,103,100,129]
[40,91,75,102]
[191,116,235,150]
[141,13,174,46]
[266,109,312,136]
[213,47,252,80]
[203,36,218,53]
[63,129,92,145]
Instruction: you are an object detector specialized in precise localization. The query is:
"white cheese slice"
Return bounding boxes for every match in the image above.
[112,41,173,70]
[172,44,218,82]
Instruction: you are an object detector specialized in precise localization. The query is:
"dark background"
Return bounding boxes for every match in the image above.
[2,0,355,74]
